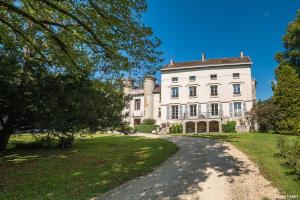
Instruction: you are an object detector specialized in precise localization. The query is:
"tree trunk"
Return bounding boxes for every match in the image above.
[0,128,11,151]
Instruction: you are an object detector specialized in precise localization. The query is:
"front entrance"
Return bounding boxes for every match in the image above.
[134,118,141,125]
[209,121,219,132]
[197,121,207,133]
[186,121,196,133]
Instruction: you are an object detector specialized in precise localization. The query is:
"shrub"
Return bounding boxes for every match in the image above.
[169,124,183,134]
[14,135,58,149]
[222,121,236,133]
[117,123,134,135]
[142,119,156,125]
[135,125,158,133]
[58,135,75,149]
[276,135,288,157]
[276,136,300,176]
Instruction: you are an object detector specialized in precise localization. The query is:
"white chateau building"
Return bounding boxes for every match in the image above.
[123,52,256,133]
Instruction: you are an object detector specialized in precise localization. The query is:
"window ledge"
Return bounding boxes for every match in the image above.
[233,94,242,97]
[171,97,179,99]
[210,95,219,98]
[189,96,197,98]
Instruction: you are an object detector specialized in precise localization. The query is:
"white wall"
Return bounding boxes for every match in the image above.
[160,64,254,125]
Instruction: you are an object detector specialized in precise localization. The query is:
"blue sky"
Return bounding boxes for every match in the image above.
[142,0,299,100]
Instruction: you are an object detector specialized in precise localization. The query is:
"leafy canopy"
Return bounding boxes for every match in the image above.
[0,0,162,77]
[276,10,300,75]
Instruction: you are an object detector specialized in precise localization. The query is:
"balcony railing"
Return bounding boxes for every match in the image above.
[181,112,223,119]
[132,110,143,117]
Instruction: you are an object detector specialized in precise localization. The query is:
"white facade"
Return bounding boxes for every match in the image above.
[124,54,256,133]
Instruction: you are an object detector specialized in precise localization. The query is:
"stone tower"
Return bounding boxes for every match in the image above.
[123,78,134,95]
[143,75,155,119]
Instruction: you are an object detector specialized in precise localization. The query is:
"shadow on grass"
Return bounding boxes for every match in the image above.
[180,133,239,143]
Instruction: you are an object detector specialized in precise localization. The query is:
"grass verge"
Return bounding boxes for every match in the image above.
[0,134,178,200]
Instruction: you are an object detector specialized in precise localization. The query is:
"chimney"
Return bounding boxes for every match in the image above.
[240,51,244,58]
[201,52,205,61]
[170,59,174,65]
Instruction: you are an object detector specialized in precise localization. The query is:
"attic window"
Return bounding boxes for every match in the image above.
[172,77,178,83]
[233,73,240,79]
[210,74,217,80]
[189,76,196,82]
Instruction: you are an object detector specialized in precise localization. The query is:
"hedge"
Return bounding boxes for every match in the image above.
[135,125,158,133]
[222,121,236,133]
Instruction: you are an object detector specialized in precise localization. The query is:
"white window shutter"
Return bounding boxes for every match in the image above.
[185,104,188,118]
[243,102,247,116]
[198,104,201,117]
[220,103,223,117]
[229,103,233,117]
[167,105,170,120]
[206,103,210,118]
[179,104,182,119]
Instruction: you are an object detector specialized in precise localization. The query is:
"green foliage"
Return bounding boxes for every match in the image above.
[276,135,300,177]
[0,44,125,151]
[276,135,288,157]
[222,121,236,133]
[0,0,162,76]
[251,99,279,132]
[134,125,158,133]
[273,65,300,135]
[142,119,156,125]
[14,135,58,149]
[276,10,300,75]
[117,123,134,135]
[169,123,183,134]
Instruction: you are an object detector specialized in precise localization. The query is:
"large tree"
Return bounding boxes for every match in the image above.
[0,0,162,77]
[276,10,300,75]
[273,10,300,134]
[0,0,161,150]
[250,98,279,132]
[273,65,300,134]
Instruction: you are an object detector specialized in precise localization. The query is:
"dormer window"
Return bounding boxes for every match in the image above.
[189,76,196,82]
[172,77,178,83]
[210,74,217,80]
[233,73,240,79]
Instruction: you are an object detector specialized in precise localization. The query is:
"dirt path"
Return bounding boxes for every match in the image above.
[95,134,279,200]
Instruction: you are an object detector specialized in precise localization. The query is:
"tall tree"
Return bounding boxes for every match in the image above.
[0,0,162,77]
[276,10,300,75]
[250,98,279,132]
[0,0,161,150]
[273,65,300,134]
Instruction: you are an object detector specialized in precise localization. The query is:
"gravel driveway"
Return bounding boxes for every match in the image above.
[95,134,279,200]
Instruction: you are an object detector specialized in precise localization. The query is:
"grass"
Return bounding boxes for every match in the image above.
[178,133,300,195]
[0,134,178,200]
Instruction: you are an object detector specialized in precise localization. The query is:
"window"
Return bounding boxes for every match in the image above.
[158,108,161,117]
[190,104,197,117]
[171,105,179,119]
[134,99,141,110]
[189,76,196,82]
[233,84,241,95]
[233,73,240,79]
[210,74,217,80]
[171,87,179,98]
[172,77,178,83]
[189,86,197,97]
[233,102,242,117]
[211,103,219,116]
[210,85,218,96]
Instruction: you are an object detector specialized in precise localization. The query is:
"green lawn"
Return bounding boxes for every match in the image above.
[0,134,178,200]
[179,133,300,195]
